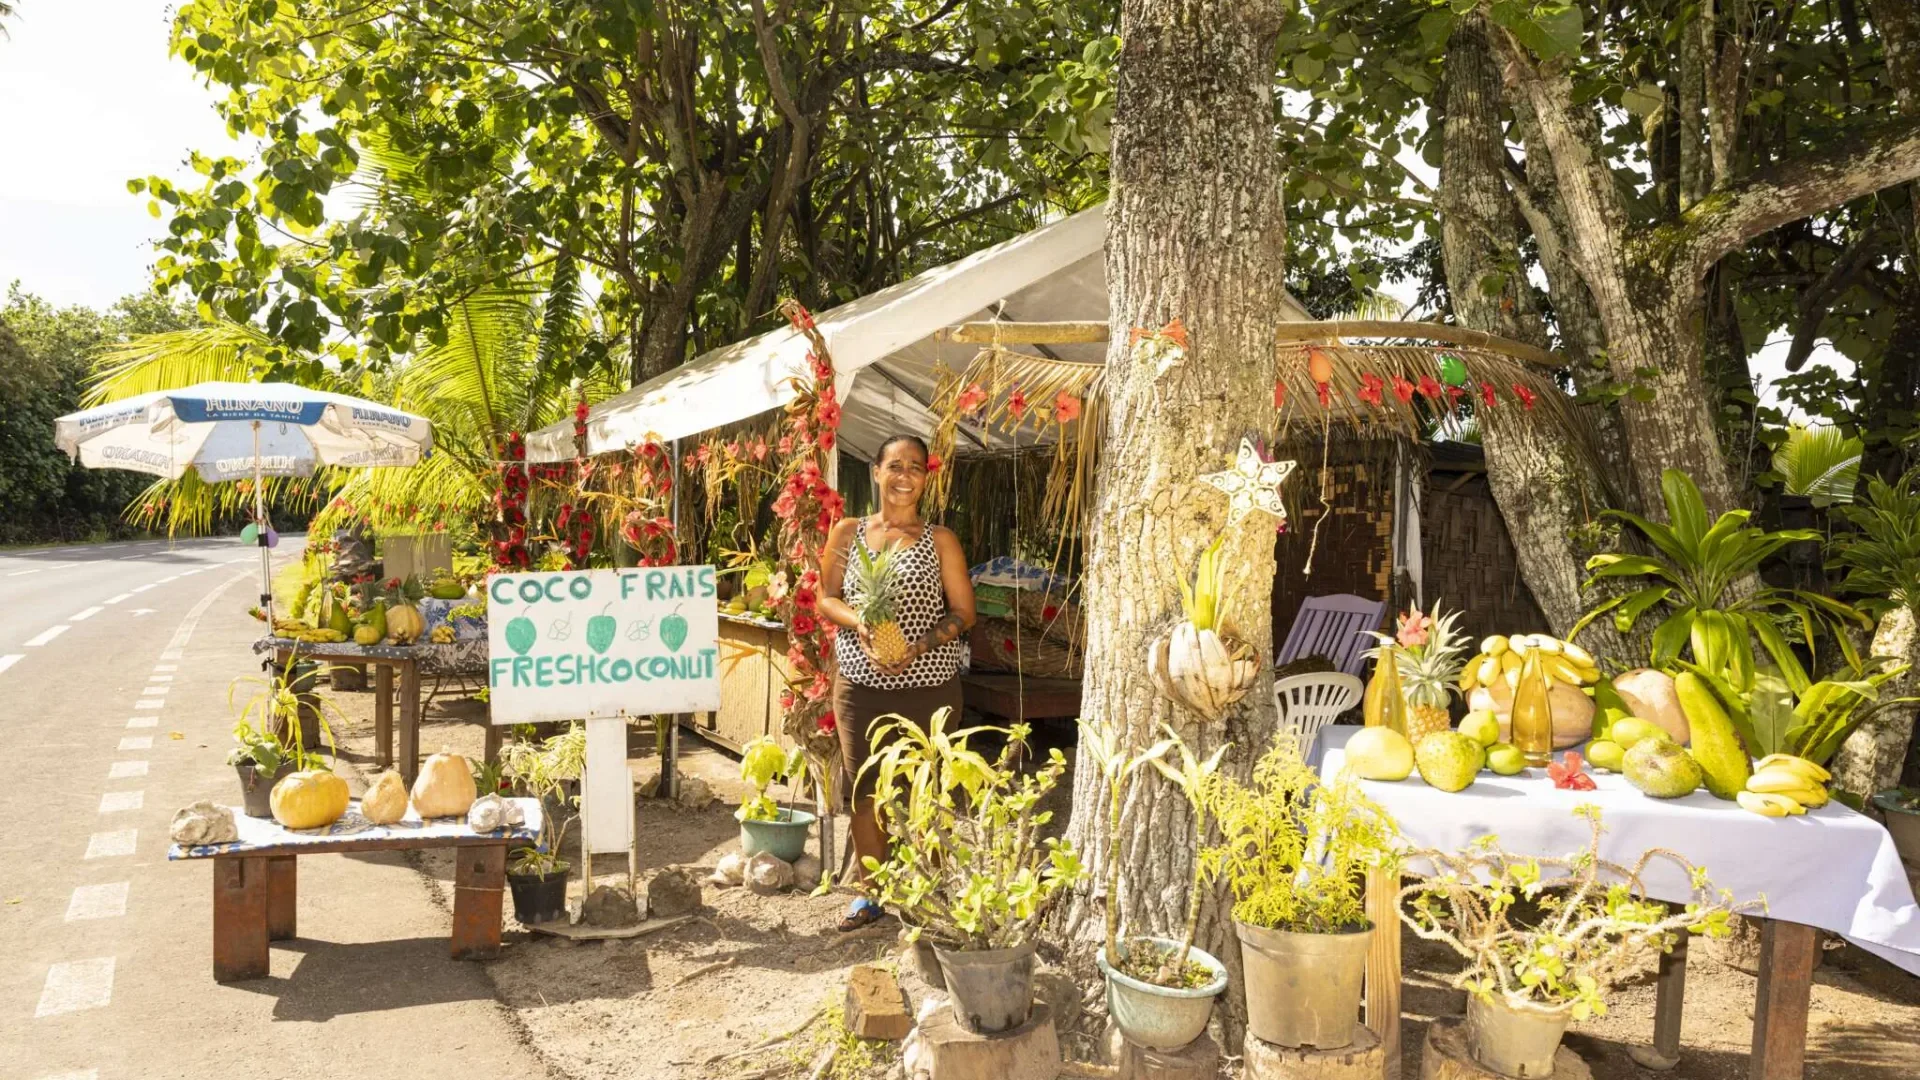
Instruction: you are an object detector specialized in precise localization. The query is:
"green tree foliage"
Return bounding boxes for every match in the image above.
[0,287,195,543]
[143,1,1115,383]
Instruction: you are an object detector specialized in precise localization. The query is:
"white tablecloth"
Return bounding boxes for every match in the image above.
[167,797,543,859]
[1315,725,1920,976]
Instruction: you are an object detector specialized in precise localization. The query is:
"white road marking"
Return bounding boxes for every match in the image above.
[131,583,157,593]
[103,592,131,604]
[153,664,178,672]
[84,829,137,859]
[159,648,182,660]
[131,609,156,616]
[107,761,148,779]
[24,625,69,647]
[8,568,42,576]
[35,958,115,1017]
[133,699,164,710]
[68,607,103,622]
[35,1069,100,1080]
[65,883,129,922]
[126,716,158,729]
[99,791,143,812]
[150,674,174,682]
[0,654,21,675]
[157,576,180,584]
[117,736,153,751]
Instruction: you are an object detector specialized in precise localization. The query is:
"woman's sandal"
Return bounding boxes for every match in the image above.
[839,897,885,932]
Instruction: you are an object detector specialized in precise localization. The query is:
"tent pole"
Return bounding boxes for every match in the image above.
[254,420,274,627]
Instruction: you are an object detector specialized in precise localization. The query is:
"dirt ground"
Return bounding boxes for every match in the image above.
[317,678,1920,1080]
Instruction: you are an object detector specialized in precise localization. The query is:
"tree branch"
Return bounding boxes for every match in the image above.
[1783,230,1882,371]
[1677,113,1920,280]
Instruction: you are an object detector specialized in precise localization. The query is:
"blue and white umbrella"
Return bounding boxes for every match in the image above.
[55,381,434,623]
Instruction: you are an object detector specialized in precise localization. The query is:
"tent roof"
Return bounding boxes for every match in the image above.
[529,205,1311,462]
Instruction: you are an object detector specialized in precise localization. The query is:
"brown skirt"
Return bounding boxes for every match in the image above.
[834,675,964,802]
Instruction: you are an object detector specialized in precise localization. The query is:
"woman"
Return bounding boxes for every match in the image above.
[819,434,975,931]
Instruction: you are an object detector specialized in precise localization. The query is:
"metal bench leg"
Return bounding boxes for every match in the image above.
[451,844,506,960]
[213,856,271,982]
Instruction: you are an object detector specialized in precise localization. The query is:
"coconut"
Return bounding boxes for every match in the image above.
[1612,668,1690,744]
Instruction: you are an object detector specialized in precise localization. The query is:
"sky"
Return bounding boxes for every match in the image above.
[0,2,1845,417]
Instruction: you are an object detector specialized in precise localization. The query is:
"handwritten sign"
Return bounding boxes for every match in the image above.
[486,567,721,724]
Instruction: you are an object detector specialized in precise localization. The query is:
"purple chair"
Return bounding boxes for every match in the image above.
[1276,594,1389,678]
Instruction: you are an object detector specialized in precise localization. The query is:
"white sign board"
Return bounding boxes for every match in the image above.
[486,567,721,724]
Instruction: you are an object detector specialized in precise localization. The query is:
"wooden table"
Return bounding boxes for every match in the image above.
[171,801,540,983]
[960,673,1082,724]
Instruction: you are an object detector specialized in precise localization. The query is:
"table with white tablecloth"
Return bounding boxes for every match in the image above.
[1314,724,1920,1080]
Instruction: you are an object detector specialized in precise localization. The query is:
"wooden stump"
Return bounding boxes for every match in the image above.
[846,963,913,1040]
[1246,1024,1386,1080]
[1419,1019,1590,1080]
[906,1001,1059,1080]
[1100,1021,1220,1080]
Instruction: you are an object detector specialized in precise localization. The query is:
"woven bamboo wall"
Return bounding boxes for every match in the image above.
[1420,468,1550,634]
[1271,451,1397,643]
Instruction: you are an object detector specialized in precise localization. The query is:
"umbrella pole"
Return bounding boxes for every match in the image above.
[253,420,274,627]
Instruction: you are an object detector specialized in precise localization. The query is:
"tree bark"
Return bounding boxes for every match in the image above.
[1061,0,1288,1048]
[1438,14,1636,656]
[1830,608,1920,797]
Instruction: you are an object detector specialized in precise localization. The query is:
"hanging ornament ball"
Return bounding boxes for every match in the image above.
[1438,352,1469,386]
[264,528,280,549]
[240,523,259,544]
[1308,345,1335,385]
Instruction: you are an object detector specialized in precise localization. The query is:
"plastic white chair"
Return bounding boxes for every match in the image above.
[1273,673,1365,752]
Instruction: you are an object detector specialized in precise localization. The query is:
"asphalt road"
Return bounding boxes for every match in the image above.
[1,537,550,1080]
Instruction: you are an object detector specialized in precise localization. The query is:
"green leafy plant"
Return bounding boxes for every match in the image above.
[1572,468,1867,687]
[1200,735,1398,934]
[1682,658,1918,768]
[1830,468,1920,622]
[1141,725,1230,985]
[1398,806,1749,1019]
[1772,424,1863,507]
[860,709,1082,951]
[226,653,341,774]
[1079,719,1174,965]
[737,736,807,823]
[500,722,587,877]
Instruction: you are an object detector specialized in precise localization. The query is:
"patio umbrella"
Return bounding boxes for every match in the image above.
[54,381,434,625]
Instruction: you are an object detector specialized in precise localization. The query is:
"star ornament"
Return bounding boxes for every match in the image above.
[1199,436,1298,529]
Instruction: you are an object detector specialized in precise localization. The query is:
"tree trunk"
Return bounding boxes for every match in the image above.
[1061,0,1287,1048]
[1438,14,1636,656]
[1830,607,1920,798]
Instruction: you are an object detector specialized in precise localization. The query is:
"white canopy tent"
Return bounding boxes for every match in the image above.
[529,205,1313,464]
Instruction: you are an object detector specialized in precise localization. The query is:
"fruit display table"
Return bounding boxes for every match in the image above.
[169,799,542,982]
[1314,724,1920,1080]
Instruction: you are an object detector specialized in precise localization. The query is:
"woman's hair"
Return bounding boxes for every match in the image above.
[874,433,930,463]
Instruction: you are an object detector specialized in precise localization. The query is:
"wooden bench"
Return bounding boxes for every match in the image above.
[170,800,541,983]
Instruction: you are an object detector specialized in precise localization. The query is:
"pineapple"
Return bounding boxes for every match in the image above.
[1364,604,1466,741]
[848,540,911,666]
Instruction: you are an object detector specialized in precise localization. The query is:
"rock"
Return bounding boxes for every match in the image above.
[845,963,913,1040]
[638,775,661,798]
[645,868,704,918]
[676,775,715,810]
[745,851,795,894]
[710,851,746,887]
[467,792,524,831]
[580,884,640,928]
[793,854,822,890]
[1032,967,1082,1031]
[170,800,238,846]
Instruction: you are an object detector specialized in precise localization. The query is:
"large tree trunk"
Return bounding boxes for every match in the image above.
[1061,0,1288,1047]
[1437,14,1636,656]
[1831,608,1920,797]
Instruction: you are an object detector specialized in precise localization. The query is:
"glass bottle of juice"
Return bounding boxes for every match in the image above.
[1510,647,1554,766]
[1362,645,1408,736]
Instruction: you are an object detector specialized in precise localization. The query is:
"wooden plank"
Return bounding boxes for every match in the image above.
[1750,919,1818,1080]
[943,320,1109,345]
[1271,320,1562,369]
[399,658,421,785]
[212,857,269,982]
[266,854,297,942]
[374,662,394,769]
[1363,866,1402,1080]
[450,843,507,960]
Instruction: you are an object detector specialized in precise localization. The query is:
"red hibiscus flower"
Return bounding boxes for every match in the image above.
[1392,376,1416,403]
[1358,373,1385,407]
[793,587,817,611]
[1316,381,1332,408]
[818,399,842,430]
[792,613,818,636]
[1480,381,1497,408]
[817,710,837,734]
[786,644,810,669]
[1549,752,1597,790]
[1418,375,1443,400]
[1008,387,1028,419]
[955,383,989,415]
[1054,392,1082,423]
[1273,381,1286,408]
[926,453,942,475]
[805,672,831,701]
[1512,383,1537,410]
[1042,604,1059,621]
[779,689,795,710]
[1161,318,1189,349]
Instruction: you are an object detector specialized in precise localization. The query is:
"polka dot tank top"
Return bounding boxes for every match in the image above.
[837,519,966,690]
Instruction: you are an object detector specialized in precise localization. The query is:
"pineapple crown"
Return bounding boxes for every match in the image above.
[1361,602,1466,667]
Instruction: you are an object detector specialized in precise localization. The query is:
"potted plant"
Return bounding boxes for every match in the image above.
[1874,787,1920,867]
[226,654,340,817]
[736,736,814,862]
[1199,733,1399,1050]
[1399,805,1746,1079]
[1086,720,1231,1051]
[862,709,1082,1034]
[499,722,586,925]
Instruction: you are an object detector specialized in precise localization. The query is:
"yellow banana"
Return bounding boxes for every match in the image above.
[1481,635,1510,657]
[1747,768,1827,798]
[1561,641,1596,668]
[1754,754,1831,784]
[1779,785,1829,808]
[1533,636,1564,656]
[1544,654,1586,686]
[1460,659,1481,691]
[1504,668,1521,690]
[1501,650,1525,673]
[1477,654,1501,686]
[1738,791,1796,817]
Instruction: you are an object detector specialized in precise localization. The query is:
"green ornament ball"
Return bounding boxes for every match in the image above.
[1438,353,1469,386]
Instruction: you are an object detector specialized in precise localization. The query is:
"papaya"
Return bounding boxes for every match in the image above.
[327,598,353,638]
[1673,672,1751,800]
[369,600,389,642]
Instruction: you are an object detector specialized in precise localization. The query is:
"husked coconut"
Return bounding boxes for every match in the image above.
[1612,668,1690,744]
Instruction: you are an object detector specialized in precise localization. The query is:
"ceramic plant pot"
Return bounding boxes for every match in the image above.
[1097,935,1229,1051]
[1236,920,1373,1049]
[1465,994,1573,1079]
[738,807,816,862]
[935,940,1036,1034]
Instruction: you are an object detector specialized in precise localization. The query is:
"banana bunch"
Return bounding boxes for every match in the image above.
[281,628,347,643]
[1459,633,1600,693]
[429,624,456,644]
[1736,755,1831,817]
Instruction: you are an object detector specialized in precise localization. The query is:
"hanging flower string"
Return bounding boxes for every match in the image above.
[489,432,532,571]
